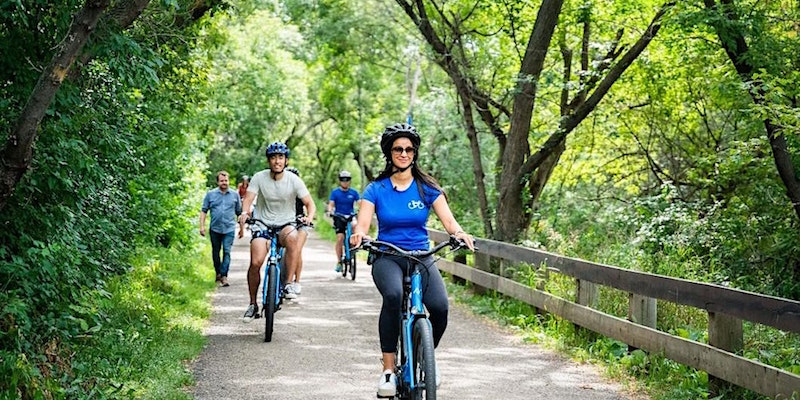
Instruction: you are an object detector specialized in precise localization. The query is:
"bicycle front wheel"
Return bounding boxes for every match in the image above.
[349,252,357,281]
[264,263,278,342]
[411,319,436,400]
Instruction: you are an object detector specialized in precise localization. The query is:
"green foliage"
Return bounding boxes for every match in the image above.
[1,1,211,397]
[3,0,800,398]
[63,245,211,399]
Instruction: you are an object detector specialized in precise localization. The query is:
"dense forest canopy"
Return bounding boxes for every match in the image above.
[1,0,799,398]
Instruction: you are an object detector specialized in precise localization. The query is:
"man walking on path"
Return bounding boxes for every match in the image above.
[199,170,242,287]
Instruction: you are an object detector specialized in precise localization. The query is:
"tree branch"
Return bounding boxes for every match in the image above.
[0,0,111,211]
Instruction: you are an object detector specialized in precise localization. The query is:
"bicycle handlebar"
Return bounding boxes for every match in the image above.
[246,216,314,228]
[358,236,467,259]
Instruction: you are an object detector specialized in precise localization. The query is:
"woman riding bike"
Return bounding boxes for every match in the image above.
[350,123,474,397]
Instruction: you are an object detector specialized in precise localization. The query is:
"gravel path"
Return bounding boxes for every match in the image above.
[189,230,642,399]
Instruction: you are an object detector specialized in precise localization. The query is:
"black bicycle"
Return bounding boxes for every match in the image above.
[333,213,357,280]
[359,236,468,399]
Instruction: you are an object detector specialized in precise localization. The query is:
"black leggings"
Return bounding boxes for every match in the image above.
[371,254,449,353]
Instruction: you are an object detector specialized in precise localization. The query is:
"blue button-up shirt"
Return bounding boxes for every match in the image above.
[201,188,242,234]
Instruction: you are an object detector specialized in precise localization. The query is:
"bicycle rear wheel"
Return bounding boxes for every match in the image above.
[349,252,357,280]
[411,319,436,399]
[264,263,278,342]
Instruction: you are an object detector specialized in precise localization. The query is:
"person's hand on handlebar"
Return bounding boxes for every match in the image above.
[350,231,371,248]
[298,215,314,227]
[452,230,475,251]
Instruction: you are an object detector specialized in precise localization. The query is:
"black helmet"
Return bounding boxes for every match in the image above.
[380,123,420,160]
[265,141,290,158]
[285,166,299,176]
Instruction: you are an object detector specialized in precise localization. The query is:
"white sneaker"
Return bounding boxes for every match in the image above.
[284,284,297,300]
[376,369,397,398]
[292,282,302,295]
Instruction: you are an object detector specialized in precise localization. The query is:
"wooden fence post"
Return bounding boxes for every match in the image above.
[535,265,549,316]
[472,251,491,295]
[576,279,598,307]
[576,279,599,338]
[452,253,467,285]
[708,311,743,396]
[628,293,657,352]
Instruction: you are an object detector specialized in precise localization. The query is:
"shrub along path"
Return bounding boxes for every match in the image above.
[190,229,644,399]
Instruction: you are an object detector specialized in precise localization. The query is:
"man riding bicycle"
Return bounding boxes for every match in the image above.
[239,142,316,321]
[327,170,360,273]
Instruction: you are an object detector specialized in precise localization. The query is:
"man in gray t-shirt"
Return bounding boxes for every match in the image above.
[239,142,316,321]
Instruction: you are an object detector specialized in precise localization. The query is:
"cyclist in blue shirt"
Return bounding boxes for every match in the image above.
[199,170,242,287]
[327,170,360,272]
[349,123,474,397]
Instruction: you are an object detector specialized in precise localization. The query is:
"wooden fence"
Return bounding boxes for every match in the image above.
[428,230,800,399]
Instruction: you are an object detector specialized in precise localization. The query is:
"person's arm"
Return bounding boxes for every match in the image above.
[327,199,335,215]
[235,194,242,216]
[350,199,375,248]
[200,192,210,236]
[300,194,316,224]
[239,191,255,224]
[432,195,474,250]
[199,211,207,237]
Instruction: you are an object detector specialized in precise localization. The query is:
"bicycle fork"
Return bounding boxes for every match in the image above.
[400,272,428,391]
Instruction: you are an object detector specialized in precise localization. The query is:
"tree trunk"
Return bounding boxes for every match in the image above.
[704,0,800,223]
[457,89,494,237]
[496,0,564,243]
[0,0,111,212]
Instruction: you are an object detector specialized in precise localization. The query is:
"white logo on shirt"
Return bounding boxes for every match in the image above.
[408,200,425,210]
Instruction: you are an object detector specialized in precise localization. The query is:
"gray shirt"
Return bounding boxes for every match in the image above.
[248,170,310,226]
[201,188,242,234]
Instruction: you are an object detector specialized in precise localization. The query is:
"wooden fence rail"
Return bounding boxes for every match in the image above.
[429,230,800,399]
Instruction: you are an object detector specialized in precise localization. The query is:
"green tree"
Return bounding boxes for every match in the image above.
[394,0,674,242]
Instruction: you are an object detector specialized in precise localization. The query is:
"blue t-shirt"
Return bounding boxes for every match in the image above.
[201,188,242,234]
[329,187,360,216]
[362,177,442,251]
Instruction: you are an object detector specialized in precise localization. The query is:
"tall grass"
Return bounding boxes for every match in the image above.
[35,243,214,399]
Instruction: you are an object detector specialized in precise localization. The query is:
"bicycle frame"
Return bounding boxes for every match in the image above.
[335,213,357,280]
[399,262,429,393]
[343,218,352,264]
[247,217,290,342]
[262,234,284,311]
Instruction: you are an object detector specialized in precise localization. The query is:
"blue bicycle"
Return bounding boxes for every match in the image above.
[247,217,293,342]
[359,236,468,400]
[334,213,357,280]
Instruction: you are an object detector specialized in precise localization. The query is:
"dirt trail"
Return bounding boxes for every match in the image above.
[190,230,641,399]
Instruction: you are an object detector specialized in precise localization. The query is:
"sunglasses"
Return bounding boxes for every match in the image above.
[339,177,351,182]
[391,146,416,155]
